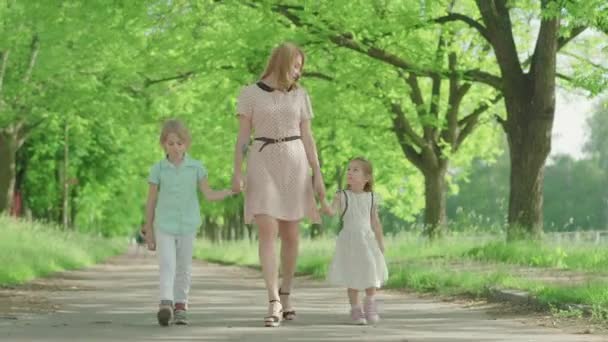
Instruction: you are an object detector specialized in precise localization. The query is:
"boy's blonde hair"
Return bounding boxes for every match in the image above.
[159,119,191,147]
[348,157,374,192]
[260,42,305,91]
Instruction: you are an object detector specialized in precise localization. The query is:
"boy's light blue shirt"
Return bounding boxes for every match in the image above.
[148,154,207,235]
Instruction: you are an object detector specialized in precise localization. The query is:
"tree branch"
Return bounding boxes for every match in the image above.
[402,144,425,171]
[273,3,305,27]
[443,52,472,147]
[521,25,586,71]
[138,67,333,91]
[303,71,334,81]
[20,117,47,146]
[557,26,586,51]
[329,33,422,73]
[0,50,8,95]
[462,69,502,90]
[530,0,560,106]
[390,102,427,150]
[403,73,424,108]
[495,113,507,129]
[434,13,492,43]
[273,4,504,90]
[143,71,195,87]
[556,72,574,83]
[388,100,426,170]
[455,93,503,150]
[23,34,40,84]
[402,72,436,141]
[475,0,525,83]
[560,51,608,73]
[429,34,446,119]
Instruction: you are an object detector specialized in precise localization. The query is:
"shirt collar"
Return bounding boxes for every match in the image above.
[162,153,196,168]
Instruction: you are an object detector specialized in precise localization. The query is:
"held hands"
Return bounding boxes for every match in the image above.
[320,198,333,216]
[312,172,326,200]
[219,189,237,200]
[231,174,245,193]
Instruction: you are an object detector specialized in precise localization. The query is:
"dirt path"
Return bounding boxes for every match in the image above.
[1,247,604,341]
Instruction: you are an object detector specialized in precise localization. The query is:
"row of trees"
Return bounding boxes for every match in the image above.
[1,1,606,239]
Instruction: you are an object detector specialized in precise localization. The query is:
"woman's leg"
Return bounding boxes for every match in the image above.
[278,220,299,292]
[255,215,280,302]
[278,220,299,318]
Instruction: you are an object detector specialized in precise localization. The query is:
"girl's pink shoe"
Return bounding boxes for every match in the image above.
[350,305,367,325]
[364,297,380,324]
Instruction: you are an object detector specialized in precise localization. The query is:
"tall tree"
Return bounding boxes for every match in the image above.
[0,1,150,215]
[464,0,606,238]
[240,0,507,237]
[262,0,607,238]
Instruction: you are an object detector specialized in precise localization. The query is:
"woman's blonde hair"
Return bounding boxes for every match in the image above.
[347,157,374,192]
[260,42,305,91]
[159,119,191,147]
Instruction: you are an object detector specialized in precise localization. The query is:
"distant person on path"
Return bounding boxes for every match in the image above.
[143,119,234,326]
[232,42,326,327]
[322,157,388,325]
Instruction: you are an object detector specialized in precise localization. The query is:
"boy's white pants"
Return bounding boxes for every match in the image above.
[155,229,196,305]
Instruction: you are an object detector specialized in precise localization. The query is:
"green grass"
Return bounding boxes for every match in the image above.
[195,239,259,267]
[0,215,127,286]
[464,240,608,272]
[195,238,334,278]
[194,232,608,319]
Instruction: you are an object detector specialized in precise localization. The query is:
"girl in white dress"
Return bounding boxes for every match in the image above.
[322,157,388,325]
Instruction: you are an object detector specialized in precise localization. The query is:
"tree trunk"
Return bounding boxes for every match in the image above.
[236,216,244,240]
[477,3,559,239]
[422,165,448,238]
[229,216,236,240]
[0,130,18,214]
[203,216,216,241]
[70,186,78,227]
[246,224,254,241]
[221,222,228,241]
[13,141,29,218]
[505,101,552,240]
[62,121,70,229]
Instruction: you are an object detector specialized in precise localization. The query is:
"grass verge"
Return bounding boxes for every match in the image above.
[0,216,127,286]
[195,232,608,319]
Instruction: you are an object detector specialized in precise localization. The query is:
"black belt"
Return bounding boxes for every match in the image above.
[254,136,301,152]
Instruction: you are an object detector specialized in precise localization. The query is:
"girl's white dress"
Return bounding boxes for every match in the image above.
[327,190,389,290]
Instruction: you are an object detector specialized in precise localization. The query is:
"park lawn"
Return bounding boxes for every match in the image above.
[195,232,608,319]
[0,216,127,286]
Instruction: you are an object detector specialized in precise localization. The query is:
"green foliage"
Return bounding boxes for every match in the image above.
[447,147,510,227]
[1,0,606,237]
[543,155,608,231]
[585,98,608,168]
[0,216,126,285]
